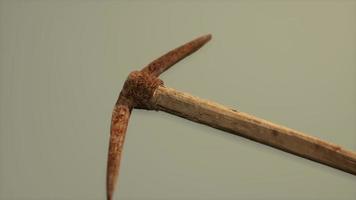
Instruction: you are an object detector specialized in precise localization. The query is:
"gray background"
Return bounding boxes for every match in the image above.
[0,0,355,199]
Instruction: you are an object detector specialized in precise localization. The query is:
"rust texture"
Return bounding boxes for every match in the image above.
[141,34,211,77]
[120,71,163,109]
[107,34,212,200]
[107,100,131,200]
[107,72,162,200]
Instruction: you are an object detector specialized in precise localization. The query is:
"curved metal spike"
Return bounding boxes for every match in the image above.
[107,34,212,200]
[107,97,133,200]
[141,34,212,77]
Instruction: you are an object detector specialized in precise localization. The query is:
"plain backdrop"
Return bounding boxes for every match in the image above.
[0,0,355,199]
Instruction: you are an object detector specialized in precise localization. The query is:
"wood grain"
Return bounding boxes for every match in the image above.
[151,86,356,175]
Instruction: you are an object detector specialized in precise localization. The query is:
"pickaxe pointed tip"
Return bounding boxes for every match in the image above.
[201,33,212,42]
[141,33,212,77]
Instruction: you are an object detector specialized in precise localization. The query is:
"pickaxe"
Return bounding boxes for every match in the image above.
[107,34,356,200]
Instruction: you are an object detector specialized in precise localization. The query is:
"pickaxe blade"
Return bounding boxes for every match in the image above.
[107,34,356,200]
[107,35,211,200]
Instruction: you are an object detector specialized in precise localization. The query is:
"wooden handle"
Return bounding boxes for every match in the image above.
[150,86,356,175]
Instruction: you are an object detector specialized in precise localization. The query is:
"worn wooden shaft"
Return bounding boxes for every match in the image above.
[150,86,356,175]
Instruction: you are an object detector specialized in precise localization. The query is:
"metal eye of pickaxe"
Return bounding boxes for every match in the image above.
[107,34,356,200]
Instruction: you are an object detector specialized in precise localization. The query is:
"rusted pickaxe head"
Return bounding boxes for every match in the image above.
[107,34,212,200]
